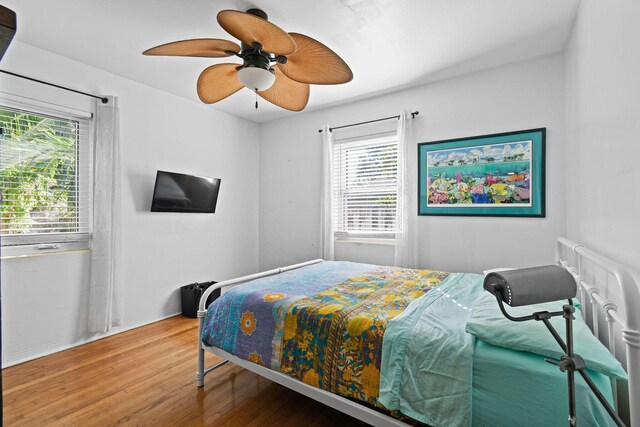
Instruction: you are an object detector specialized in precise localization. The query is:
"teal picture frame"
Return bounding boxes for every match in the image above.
[418,128,545,217]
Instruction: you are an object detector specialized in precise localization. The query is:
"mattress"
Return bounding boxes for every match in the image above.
[472,339,616,427]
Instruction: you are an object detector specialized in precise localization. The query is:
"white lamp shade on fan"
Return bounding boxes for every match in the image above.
[237,66,276,91]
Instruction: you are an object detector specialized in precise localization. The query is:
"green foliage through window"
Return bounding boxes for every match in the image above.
[1,107,80,236]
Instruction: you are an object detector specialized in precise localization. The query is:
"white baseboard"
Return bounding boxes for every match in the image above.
[2,311,182,368]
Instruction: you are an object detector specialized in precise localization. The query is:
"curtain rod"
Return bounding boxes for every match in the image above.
[318,111,419,133]
[0,69,109,104]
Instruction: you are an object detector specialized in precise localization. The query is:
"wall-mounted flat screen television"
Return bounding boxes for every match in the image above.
[150,170,221,213]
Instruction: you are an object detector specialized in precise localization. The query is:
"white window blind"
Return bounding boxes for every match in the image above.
[333,134,398,239]
[0,103,92,246]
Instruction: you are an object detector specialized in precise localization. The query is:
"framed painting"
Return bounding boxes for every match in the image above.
[418,128,545,217]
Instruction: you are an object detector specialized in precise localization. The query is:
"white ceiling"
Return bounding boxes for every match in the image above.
[3,0,579,123]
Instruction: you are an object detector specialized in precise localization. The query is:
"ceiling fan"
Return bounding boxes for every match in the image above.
[143,8,353,111]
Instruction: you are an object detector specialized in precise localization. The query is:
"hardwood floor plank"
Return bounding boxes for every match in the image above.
[3,316,368,426]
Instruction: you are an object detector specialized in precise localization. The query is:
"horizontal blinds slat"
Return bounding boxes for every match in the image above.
[1,202,85,206]
[335,190,397,196]
[336,197,397,202]
[0,122,87,129]
[336,213,396,217]
[336,223,397,227]
[338,151,397,159]
[335,230,396,234]
[336,165,397,173]
[336,218,396,222]
[335,176,397,181]
[336,216,396,219]
[335,207,396,211]
[2,220,90,225]
[335,227,397,232]
[1,193,90,197]
[335,198,397,203]
[336,213,396,216]
[336,219,397,223]
[3,230,87,234]
[341,148,397,155]
[338,161,397,168]
[338,144,397,152]
[336,180,397,187]
[335,138,397,149]
[336,216,396,220]
[336,205,397,209]
[335,179,397,185]
[337,153,396,160]
[336,168,397,175]
[1,201,88,205]
[0,171,83,176]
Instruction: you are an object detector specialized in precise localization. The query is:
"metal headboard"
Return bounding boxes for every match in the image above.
[556,237,640,426]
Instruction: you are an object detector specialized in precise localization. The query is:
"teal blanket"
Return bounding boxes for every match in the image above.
[379,273,482,426]
[379,272,621,426]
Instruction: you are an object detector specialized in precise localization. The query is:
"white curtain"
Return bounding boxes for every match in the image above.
[89,96,122,333]
[320,125,335,260]
[394,110,418,268]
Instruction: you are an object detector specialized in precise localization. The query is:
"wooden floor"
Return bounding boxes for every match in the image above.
[3,316,368,426]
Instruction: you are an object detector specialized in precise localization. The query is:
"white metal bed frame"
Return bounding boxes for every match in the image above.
[195,238,639,426]
[555,237,639,426]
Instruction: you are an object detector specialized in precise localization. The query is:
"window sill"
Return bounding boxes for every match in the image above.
[1,241,91,259]
[335,238,397,246]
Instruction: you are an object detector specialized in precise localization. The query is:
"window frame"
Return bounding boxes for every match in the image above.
[0,97,93,251]
[332,133,399,242]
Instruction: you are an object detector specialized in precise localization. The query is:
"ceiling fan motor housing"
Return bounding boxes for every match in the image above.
[242,51,272,70]
[246,8,268,20]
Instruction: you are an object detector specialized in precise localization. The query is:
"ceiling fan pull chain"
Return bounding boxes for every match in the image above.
[255,91,258,109]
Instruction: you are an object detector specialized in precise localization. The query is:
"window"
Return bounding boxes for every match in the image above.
[333,135,398,240]
[0,103,92,246]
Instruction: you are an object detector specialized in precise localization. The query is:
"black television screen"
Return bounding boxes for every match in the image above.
[150,170,221,213]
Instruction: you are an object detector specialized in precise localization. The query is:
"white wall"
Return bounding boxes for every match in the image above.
[564,0,640,275]
[259,54,566,273]
[1,41,260,366]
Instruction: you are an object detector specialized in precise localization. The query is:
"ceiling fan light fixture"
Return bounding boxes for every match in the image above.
[237,66,276,91]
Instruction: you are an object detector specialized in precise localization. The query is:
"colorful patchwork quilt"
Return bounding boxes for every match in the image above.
[201,261,450,408]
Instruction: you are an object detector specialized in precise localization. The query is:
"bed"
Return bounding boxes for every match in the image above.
[195,238,639,426]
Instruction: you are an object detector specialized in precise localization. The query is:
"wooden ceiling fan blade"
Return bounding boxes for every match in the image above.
[197,63,244,103]
[278,33,353,85]
[143,38,240,57]
[257,67,309,111]
[217,10,296,55]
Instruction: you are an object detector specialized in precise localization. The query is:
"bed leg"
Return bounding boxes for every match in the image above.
[196,310,206,387]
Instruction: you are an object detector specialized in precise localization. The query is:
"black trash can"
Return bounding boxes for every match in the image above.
[180,281,220,318]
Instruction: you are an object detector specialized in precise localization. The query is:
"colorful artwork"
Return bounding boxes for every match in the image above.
[426,141,532,207]
[418,129,545,217]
